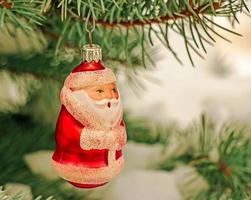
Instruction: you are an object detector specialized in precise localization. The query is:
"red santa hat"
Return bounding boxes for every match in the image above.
[64,44,116,90]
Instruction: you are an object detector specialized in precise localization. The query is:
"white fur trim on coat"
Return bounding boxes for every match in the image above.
[52,156,124,184]
[80,126,127,150]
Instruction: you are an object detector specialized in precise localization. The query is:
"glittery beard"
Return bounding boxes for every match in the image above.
[69,90,122,128]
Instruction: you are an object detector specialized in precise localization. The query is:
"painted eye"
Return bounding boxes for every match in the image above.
[96,89,104,93]
[112,88,117,93]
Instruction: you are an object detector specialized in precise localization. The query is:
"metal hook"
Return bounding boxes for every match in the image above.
[85,7,96,47]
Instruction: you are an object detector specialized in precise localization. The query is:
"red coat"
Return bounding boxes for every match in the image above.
[52,105,123,187]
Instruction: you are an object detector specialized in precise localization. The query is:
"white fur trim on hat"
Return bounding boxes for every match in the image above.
[64,68,116,89]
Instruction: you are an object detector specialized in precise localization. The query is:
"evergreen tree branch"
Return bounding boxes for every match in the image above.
[68,2,221,27]
[0,0,45,30]
[0,0,249,72]
[0,0,13,9]
[53,0,249,67]
[159,115,251,200]
[0,186,55,200]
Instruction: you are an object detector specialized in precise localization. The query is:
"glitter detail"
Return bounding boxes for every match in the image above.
[65,68,116,90]
[108,150,116,164]
[60,86,123,129]
[51,156,125,184]
[80,126,127,150]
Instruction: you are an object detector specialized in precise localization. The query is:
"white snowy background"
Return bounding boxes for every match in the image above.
[120,13,251,128]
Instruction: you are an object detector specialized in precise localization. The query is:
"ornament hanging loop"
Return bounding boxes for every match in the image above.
[85,9,96,47]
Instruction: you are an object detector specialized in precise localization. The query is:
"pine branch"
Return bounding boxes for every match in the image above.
[68,2,221,27]
[0,186,55,200]
[0,51,142,81]
[159,115,251,199]
[0,0,13,9]
[52,0,250,67]
[0,112,87,199]
[0,0,249,74]
[0,0,46,30]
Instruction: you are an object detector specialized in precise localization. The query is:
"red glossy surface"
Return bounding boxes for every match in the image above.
[72,61,105,73]
[68,181,108,188]
[52,105,122,168]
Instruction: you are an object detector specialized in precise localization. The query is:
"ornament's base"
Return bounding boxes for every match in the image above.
[68,181,108,189]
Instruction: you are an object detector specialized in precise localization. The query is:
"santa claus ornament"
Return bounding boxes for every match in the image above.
[52,44,127,188]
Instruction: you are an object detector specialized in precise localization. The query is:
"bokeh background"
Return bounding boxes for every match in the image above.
[0,2,251,200]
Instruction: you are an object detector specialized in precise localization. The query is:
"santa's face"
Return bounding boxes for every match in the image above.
[83,82,119,101]
[70,82,123,129]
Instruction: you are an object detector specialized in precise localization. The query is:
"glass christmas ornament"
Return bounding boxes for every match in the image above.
[52,44,127,188]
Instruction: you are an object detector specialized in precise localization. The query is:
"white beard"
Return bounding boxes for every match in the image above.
[61,86,123,129]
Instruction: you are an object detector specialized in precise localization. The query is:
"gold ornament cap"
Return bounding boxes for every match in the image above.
[81,44,102,62]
